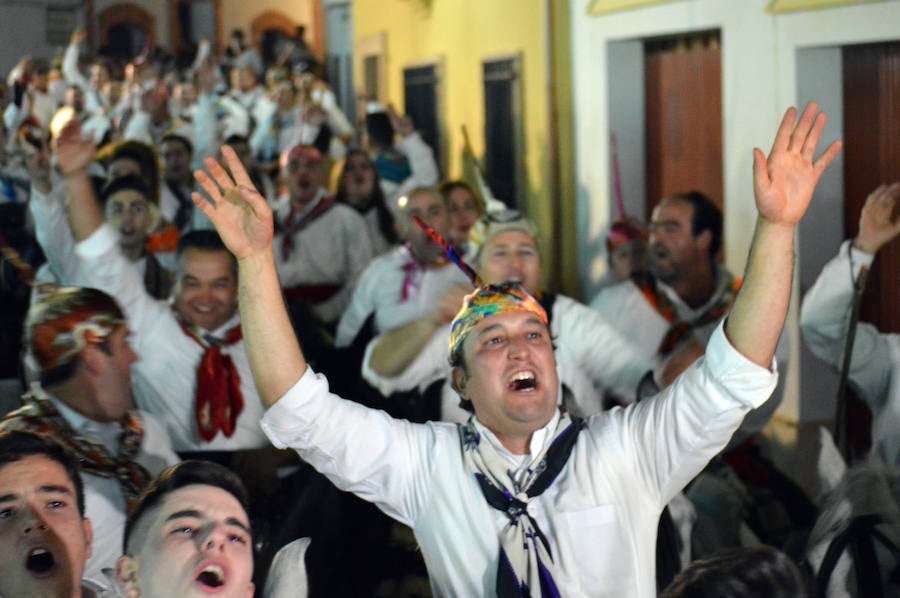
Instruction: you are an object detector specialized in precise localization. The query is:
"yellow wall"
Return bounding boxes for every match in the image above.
[353,0,576,291]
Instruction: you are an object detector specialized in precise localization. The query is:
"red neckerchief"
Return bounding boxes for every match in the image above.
[632,272,742,356]
[178,320,244,442]
[279,196,336,261]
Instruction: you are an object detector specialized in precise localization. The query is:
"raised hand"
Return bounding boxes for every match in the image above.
[752,102,842,227]
[192,146,274,260]
[387,103,415,138]
[24,137,51,194]
[854,182,900,254]
[55,119,95,175]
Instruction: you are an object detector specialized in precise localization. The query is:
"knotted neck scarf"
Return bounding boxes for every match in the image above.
[178,320,244,442]
[632,271,741,357]
[279,196,336,261]
[459,411,585,597]
[1,385,152,511]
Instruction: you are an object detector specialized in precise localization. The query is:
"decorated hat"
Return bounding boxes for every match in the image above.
[468,208,539,259]
[27,286,126,372]
[411,215,547,358]
[605,216,648,253]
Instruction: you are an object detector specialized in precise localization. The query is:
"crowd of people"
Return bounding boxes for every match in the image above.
[0,24,898,598]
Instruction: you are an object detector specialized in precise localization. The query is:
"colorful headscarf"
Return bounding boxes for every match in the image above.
[27,286,126,372]
[411,215,548,358]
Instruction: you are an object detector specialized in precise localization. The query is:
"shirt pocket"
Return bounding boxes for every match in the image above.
[556,504,630,593]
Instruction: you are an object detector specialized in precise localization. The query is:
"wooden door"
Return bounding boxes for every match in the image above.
[644,32,722,217]
[843,41,900,334]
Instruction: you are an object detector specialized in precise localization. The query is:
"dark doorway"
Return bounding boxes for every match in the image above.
[403,64,442,174]
[483,56,522,208]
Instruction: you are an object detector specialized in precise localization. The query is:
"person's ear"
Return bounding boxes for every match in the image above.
[116,556,140,598]
[82,517,93,561]
[81,344,106,375]
[450,366,468,397]
[246,582,255,597]
[696,229,712,253]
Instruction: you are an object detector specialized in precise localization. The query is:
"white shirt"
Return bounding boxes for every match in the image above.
[75,224,270,451]
[362,294,655,421]
[800,240,900,466]
[272,189,375,324]
[590,267,788,445]
[334,245,471,348]
[261,323,776,597]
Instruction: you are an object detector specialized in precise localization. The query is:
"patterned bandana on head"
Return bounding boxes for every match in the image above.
[412,214,576,597]
[28,286,127,372]
[411,214,548,358]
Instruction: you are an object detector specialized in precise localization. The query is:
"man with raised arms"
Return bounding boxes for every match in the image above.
[191,103,840,597]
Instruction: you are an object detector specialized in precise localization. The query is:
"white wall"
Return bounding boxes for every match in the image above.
[570,0,900,423]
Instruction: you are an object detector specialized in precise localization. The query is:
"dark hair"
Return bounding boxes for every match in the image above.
[161,133,194,156]
[365,112,394,150]
[224,134,249,148]
[0,431,86,517]
[177,230,238,278]
[666,191,722,258]
[660,546,807,598]
[96,139,161,205]
[123,460,250,553]
[438,180,485,217]
[334,148,398,245]
[100,174,151,206]
[448,343,475,413]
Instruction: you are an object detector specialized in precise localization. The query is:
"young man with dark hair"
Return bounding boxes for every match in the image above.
[192,102,840,597]
[1,286,178,582]
[0,430,100,597]
[116,460,255,597]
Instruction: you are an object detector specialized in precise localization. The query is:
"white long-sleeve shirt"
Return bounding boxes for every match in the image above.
[272,190,375,324]
[362,294,654,421]
[379,133,440,217]
[334,245,471,348]
[800,240,900,466]
[262,322,777,597]
[74,224,269,451]
[590,267,788,446]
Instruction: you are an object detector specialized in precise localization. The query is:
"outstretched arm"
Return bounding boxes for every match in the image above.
[192,147,305,407]
[724,102,842,367]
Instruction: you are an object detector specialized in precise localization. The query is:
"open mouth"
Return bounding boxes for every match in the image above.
[25,547,56,576]
[508,370,537,392]
[195,563,226,590]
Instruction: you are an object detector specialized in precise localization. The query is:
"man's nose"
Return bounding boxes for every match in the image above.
[21,507,48,535]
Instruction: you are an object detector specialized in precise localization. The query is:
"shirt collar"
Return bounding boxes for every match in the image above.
[472,409,561,472]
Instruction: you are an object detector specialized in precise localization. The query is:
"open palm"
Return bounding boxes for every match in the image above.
[753,102,842,227]
[192,147,274,260]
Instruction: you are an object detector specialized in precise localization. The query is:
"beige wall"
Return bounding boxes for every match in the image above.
[221,0,316,50]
